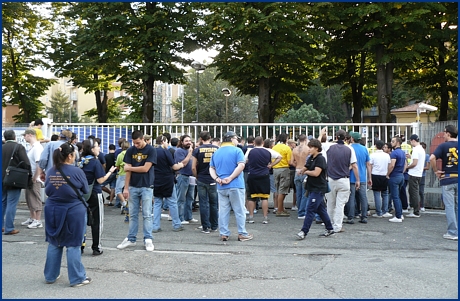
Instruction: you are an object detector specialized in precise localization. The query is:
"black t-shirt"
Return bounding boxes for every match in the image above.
[305,153,328,193]
[192,144,219,184]
[154,147,175,197]
[124,144,157,188]
[104,152,116,172]
[242,144,254,172]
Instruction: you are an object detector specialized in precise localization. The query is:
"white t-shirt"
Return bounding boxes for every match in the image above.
[370,150,391,176]
[27,140,44,176]
[408,144,426,177]
[245,147,281,162]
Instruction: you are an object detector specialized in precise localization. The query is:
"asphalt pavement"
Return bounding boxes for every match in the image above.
[1,193,458,299]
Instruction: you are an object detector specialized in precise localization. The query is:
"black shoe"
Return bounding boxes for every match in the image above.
[107,203,114,206]
[319,230,335,237]
[346,219,355,224]
[106,196,110,200]
[359,218,368,224]
[92,250,103,256]
[115,204,122,208]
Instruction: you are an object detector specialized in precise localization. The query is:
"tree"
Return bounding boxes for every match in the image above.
[172,67,258,123]
[46,90,79,123]
[82,97,124,123]
[203,3,324,122]
[48,2,202,124]
[2,2,55,123]
[275,104,325,123]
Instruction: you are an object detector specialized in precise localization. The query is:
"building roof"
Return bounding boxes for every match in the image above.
[391,102,424,113]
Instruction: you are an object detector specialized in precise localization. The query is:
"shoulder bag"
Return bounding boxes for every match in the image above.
[57,166,94,226]
[3,144,30,189]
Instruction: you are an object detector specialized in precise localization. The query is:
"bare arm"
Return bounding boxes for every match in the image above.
[387,159,396,178]
[124,162,153,173]
[351,163,360,189]
[406,158,419,170]
[191,157,198,177]
[305,166,322,177]
[221,162,245,184]
[181,148,193,166]
[96,165,117,184]
[366,161,372,186]
[123,170,131,199]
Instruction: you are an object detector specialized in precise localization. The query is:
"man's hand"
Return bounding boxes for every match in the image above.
[123,187,129,199]
[355,182,360,190]
[435,170,445,179]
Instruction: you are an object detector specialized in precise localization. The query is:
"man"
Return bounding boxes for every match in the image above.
[325,130,359,233]
[22,129,44,229]
[2,130,32,235]
[287,139,297,211]
[345,132,371,224]
[242,136,255,214]
[290,135,312,220]
[170,137,179,150]
[369,140,392,218]
[387,136,407,223]
[174,135,196,224]
[419,142,430,212]
[192,131,219,233]
[272,133,292,217]
[405,134,426,218]
[245,136,282,224]
[209,131,253,241]
[37,129,73,180]
[211,138,221,147]
[144,134,152,145]
[430,125,458,240]
[117,130,157,252]
[102,144,117,206]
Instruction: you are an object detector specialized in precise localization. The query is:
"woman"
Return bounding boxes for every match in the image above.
[295,139,335,240]
[152,136,184,232]
[80,138,116,256]
[43,142,91,287]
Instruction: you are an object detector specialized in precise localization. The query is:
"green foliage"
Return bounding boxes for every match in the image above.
[275,104,325,124]
[2,2,54,123]
[172,67,257,123]
[46,90,79,123]
[82,97,124,123]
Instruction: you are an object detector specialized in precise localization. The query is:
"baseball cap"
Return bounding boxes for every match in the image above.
[223,131,239,139]
[350,131,361,141]
[409,134,419,142]
[22,129,36,136]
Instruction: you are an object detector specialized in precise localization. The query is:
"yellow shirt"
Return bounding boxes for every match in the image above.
[34,128,44,141]
[272,143,292,168]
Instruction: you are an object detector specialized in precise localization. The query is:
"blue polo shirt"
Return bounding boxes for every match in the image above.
[175,147,193,176]
[350,143,370,183]
[210,142,245,190]
[389,147,406,177]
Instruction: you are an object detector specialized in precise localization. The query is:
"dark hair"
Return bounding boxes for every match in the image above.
[263,138,273,148]
[87,135,96,139]
[445,125,458,138]
[298,134,307,142]
[76,142,83,152]
[420,142,427,149]
[308,139,322,152]
[254,136,264,146]
[3,130,15,141]
[51,134,59,141]
[375,140,384,150]
[156,135,167,145]
[34,119,44,126]
[392,136,402,145]
[171,137,179,147]
[178,134,191,148]
[162,132,171,143]
[70,132,77,142]
[384,142,392,151]
[277,133,287,143]
[336,130,346,141]
[109,144,116,150]
[211,137,220,143]
[247,135,255,144]
[94,137,101,146]
[199,131,211,142]
[81,139,97,157]
[132,130,144,140]
[52,142,75,169]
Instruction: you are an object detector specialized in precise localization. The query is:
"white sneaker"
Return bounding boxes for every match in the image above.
[291,206,298,211]
[181,220,189,225]
[443,233,458,240]
[27,220,43,229]
[253,209,258,214]
[144,239,154,251]
[420,207,425,212]
[406,213,420,218]
[117,238,136,249]
[245,209,250,214]
[371,213,382,218]
[389,217,403,223]
[297,216,305,220]
[161,213,170,219]
[21,218,33,226]
[382,213,393,218]
[402,209,409,213]
[188,218,199,223]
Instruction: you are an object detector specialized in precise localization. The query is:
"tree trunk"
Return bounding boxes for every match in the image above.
[385,61,394,123]
[376,42,388,123]
[346,55,363,125]
[258,77,270,123]
[93,74,107,123]
[437,23,448,121]
[142,77,154,123]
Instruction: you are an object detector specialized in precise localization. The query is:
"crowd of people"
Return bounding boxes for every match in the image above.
[1,121,458,287]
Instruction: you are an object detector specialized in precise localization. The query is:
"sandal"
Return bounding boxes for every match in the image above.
[220,235,229,241]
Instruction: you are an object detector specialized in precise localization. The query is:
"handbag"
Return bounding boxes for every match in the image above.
[82,180,95,201]
[3,144,30,189]
[57,166,94,226]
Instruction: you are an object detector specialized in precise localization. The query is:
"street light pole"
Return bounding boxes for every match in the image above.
[222,88,232,123]
[191,61,206,123]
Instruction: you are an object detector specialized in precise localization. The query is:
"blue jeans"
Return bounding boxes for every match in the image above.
[217,188,248,237]
[346,182,368,219]
[373,189,389,216]
[127,186,153,242]
[176,175,195,221]
[152,186,181,230]
[197,181,219,231]
[294,174,308,217]
[2,188,22,233]
[301,191,333,235]
[114,175,126,207]
[388,174,404,219]
[44,244,87,286]
[442,183,458,236]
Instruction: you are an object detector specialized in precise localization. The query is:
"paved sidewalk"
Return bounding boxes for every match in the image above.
[2,199,457,299]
